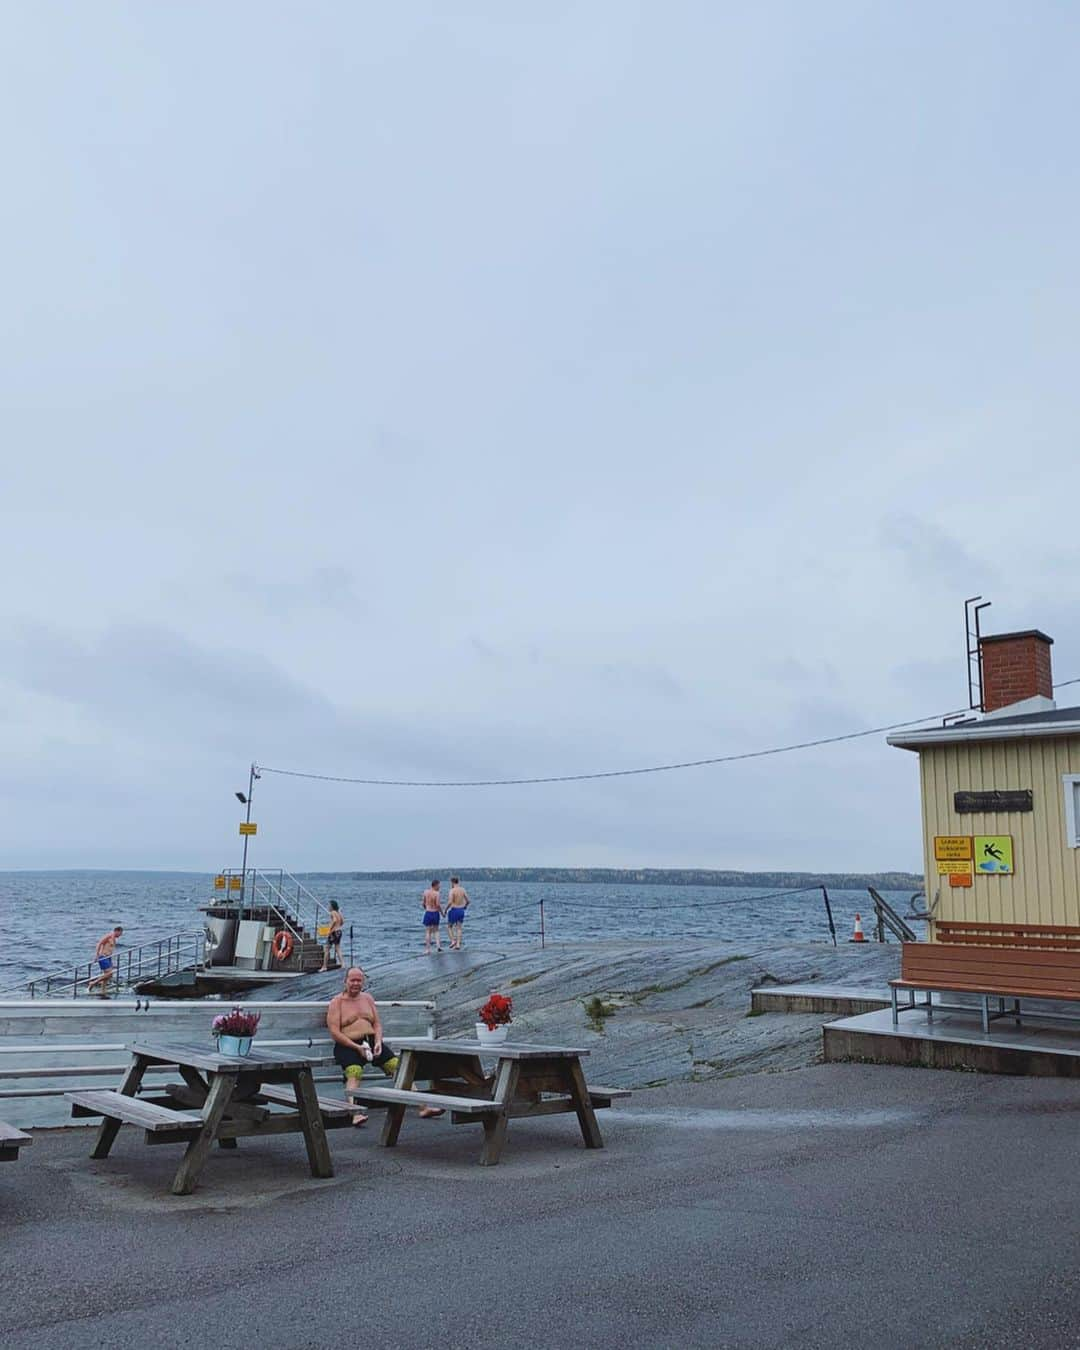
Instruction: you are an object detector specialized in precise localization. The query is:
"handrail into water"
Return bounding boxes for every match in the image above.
[15,931,208,1000]
[867,887,919,943]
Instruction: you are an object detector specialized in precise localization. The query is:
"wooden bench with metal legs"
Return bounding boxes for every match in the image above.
[891,931,1080,1035]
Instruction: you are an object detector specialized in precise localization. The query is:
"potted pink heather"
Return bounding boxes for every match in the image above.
[212,1006,261,1057]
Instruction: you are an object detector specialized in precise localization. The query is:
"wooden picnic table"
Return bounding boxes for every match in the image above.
[352,1037,627,1165]
[66,1040,336,1195]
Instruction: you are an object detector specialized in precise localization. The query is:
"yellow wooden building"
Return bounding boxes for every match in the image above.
[889,630,1080,932]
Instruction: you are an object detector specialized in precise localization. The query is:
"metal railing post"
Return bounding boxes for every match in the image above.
[540,898,545,949]
[822,887,837,947]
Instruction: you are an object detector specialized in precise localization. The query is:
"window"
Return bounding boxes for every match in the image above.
[1064,775,1080,848]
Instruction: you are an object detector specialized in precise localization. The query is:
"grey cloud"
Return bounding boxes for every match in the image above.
[223,568,366,619]
[879,514,992,588]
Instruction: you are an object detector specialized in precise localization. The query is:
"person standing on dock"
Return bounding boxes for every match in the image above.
[421,879,444,954]
[86,926,123,996]
[319,900,344,972]
[446,876,469,950]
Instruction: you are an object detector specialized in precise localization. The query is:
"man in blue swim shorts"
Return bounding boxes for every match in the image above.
[446,876,470,950]
[87,926,123,996]
[421,879,444,954]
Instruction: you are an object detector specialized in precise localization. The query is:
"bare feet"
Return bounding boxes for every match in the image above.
[351,1113,368,1127]
[419,1106,445,1119]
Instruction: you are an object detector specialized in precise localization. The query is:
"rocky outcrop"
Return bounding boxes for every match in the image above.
[266,939,901,1088]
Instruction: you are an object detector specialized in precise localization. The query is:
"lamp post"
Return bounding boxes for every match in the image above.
[235,763,260,907]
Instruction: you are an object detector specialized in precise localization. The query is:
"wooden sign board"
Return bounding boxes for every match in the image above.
[954,790,1033,813]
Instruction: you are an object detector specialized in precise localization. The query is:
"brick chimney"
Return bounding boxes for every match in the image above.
[979,630,1054,713]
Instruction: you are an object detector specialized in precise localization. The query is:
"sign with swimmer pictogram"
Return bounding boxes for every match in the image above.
[974,835,1014,874]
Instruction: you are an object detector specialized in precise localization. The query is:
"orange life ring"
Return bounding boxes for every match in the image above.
[271,930,294,962]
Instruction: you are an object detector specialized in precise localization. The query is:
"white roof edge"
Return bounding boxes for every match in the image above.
[888,720,1080,751]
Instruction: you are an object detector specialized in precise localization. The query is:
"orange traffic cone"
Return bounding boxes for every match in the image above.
[849,913,868,943]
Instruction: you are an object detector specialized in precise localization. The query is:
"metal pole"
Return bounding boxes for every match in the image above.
[349,925,354,969]
[239,762,256,907]
[822,887,837,947]
[540,898,545,949]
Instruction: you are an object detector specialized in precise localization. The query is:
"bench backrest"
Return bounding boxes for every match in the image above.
[901,941,1080,996]
[936,920,1080,950]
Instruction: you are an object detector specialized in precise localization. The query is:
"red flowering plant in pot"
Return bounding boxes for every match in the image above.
[211,1005,261,1056]
[475,993,513,1043]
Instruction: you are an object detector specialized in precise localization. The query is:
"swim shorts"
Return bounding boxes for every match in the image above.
[98,957,113,972]
[422,910,441,927]
[327,929,342,946]
[447,907,465,924]
[333,1037,398,1081]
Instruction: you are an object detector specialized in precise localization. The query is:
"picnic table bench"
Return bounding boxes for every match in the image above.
[0,1119,32,1162]
[65,1040,338,1195]
[891,922,1080,1034]
[349,1037,630,1165]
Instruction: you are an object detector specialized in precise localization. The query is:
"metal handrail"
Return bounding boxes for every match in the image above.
[212,867,335,950]
[867,887,919,944]
[22,930,207,1000]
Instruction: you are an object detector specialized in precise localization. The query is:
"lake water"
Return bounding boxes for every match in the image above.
[0,870,922,992]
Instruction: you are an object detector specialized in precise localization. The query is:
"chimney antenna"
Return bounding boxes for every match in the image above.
[965,595,992,712]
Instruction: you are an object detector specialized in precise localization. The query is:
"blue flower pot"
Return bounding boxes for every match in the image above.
[217,1034,253,1057]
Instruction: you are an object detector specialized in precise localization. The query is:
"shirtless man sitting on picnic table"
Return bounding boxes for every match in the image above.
[327,967,443,1126]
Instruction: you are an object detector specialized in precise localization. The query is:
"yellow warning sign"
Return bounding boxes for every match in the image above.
[239,822,258,836]
[934,836,973,862]
[214,875,226,890]
[974,835,1014,875]
[936,860,973,876]
[229,876,243,890]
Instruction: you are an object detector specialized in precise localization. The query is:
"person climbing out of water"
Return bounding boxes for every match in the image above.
[326,967,443,1125]
[319,899,344,972]
[87,926,123,997]
[446,876,469,950]
[421,879,444,954]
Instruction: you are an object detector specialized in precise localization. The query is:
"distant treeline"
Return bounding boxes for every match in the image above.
[305,867,923,891]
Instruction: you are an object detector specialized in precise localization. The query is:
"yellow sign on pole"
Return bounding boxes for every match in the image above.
[934,836,973,862]
[214,875,226,890]
[229,876,243,890]
[974,835,1014,874]
[239,822,258,836]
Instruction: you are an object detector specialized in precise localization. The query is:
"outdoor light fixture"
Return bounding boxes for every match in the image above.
[235,792,248,804]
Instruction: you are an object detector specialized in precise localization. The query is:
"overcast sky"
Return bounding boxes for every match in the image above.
[2,3,1078,874]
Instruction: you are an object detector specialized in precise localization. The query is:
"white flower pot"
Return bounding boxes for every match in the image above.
[475,1023,509,1045]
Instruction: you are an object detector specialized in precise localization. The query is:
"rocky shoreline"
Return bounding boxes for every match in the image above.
[270,939,902,1088]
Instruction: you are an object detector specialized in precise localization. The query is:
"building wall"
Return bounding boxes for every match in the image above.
[919,735,1080,931]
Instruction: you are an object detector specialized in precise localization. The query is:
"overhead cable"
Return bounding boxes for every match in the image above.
[255,673,1080,790]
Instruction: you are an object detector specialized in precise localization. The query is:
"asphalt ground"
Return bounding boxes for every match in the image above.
[4,1063,1080,1349]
